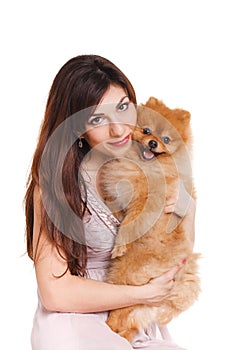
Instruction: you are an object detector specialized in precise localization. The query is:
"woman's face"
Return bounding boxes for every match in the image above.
[84,85,137,157]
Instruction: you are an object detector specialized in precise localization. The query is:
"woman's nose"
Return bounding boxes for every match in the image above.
[109,121,125,137]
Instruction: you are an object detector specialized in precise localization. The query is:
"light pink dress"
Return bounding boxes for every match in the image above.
[31,186,186,350]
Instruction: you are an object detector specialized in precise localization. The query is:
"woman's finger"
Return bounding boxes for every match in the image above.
[164,259,187,281]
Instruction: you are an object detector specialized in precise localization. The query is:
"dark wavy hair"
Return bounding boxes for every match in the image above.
[25,55,137,276]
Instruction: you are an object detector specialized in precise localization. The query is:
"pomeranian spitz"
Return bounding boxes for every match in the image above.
[98,97,201,342]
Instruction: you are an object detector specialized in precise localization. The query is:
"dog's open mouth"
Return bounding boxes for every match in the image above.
[139,145,163,160]
[142,148,155,160]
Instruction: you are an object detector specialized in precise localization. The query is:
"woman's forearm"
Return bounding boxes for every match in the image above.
[181,196,196,247]
[38,272,142,313]
[34,234,144,313]
[36,244,183,314]
[164,179,196,247]
[37,259,182,314]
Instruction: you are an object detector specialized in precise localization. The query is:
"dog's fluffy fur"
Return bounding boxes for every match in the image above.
[98,97,201,342]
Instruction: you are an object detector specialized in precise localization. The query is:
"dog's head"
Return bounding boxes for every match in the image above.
[133,125,169,160]
[135,98,192,158]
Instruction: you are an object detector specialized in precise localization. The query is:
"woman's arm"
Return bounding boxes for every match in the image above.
[33,187,182,313]
[164,180,196,246]
[34,241,141,313]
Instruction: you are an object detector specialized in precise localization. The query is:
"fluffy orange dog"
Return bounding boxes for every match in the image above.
[98,97,201,342]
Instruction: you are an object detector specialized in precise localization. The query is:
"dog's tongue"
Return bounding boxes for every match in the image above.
[143,149,155,160]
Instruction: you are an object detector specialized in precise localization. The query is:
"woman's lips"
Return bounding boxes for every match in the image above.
[108,134,131,147]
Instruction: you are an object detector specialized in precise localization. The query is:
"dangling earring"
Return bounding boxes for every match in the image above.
[78,137,83,148]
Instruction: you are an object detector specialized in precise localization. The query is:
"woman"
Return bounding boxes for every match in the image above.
[25,55,194,349]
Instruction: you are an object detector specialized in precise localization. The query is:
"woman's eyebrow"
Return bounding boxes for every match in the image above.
[92,96,129,116]
[92,112,105,116]
[116,95,129,109]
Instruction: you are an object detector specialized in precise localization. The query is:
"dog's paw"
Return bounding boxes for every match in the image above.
[111,245,127,258]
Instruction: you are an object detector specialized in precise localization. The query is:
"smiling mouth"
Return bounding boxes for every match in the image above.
[108,134,131,147]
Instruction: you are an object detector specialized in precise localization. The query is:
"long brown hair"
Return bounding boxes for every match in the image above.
[25,55,137,276]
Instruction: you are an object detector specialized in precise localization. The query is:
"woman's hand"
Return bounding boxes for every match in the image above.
[139,260,186,306]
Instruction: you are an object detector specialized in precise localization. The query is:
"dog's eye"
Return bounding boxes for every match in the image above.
[161,136,171,144]
[143,128,151,135]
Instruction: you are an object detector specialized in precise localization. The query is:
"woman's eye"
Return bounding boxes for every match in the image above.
[161,136,171,144]
[88,116,103,125]
[118,102,129,112]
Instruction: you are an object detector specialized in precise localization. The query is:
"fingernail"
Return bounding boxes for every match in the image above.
[182,258,187,264]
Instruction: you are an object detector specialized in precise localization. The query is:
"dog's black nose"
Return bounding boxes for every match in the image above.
[148,140,158,149]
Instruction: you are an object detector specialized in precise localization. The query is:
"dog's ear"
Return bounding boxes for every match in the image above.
[176,110,191,123]
[145,96,160,107]
[145,97,169,115]
[144,96,191,124]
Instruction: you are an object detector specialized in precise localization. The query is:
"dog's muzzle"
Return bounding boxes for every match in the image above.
[141,139,158,160]
[141,139,165,161]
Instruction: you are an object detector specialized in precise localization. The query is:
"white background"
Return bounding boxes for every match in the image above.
[1,1,233,349]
